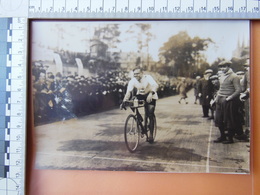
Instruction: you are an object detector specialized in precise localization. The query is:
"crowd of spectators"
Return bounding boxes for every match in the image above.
[32,62,182,126]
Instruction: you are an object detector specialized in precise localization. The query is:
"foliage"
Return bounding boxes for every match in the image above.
[126,23,154,67]
[159,31,213,77]
[93,24,121,49]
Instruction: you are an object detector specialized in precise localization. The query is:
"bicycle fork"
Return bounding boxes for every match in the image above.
[135,109,148,140]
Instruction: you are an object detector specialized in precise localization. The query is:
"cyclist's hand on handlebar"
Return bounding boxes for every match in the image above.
[146,92,153,103]
[120,101,127,110]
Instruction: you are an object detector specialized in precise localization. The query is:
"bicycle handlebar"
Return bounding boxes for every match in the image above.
[120,99,145,110]
[128,99,145,107]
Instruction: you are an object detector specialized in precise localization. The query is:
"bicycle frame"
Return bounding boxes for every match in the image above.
[131,105,149,139]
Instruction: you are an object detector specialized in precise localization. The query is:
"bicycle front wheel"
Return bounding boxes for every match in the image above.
[124,114,140,152]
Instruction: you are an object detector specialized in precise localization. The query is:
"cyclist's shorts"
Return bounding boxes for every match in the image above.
[136,94,156,106]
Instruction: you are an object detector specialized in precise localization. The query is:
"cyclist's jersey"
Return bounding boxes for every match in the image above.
[123,74,158,101]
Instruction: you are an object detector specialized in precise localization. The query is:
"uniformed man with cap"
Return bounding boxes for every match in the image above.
[236,71,245,86]
[198,69,214,118]
[214,60,248,144]
[209,75,220,119]
[240,59,250,100]
[239,59,250,137]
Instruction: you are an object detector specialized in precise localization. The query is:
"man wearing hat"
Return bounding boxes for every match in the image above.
[240,59,250,137]
[198,69,214,118]
[240,59,250,100]
[209,75,220,119]
[214,60,248,144]
[193,76,201,104]
[236,71,245,86]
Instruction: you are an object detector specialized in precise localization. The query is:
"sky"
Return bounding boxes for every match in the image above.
[31,20,249,64]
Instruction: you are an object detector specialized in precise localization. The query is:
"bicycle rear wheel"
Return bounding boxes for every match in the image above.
[124,114,140,152]
[147,115,157,143]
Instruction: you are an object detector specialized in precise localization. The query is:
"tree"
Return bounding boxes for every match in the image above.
[126,23,154,68]
[94,24,121,49]
[89,24,121,73]
[159,31,213,77]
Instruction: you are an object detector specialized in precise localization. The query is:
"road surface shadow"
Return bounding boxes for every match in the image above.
[37,163,168,172]
[96,124,123,136]
[58,139,206,162]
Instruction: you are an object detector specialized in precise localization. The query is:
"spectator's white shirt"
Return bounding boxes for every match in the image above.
[124,74,158,101]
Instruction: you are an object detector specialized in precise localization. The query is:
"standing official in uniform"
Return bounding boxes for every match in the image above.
[240,59,250,136]
[198,69,214,118]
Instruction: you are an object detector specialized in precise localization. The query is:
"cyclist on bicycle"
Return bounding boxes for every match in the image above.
[120,66,158,142]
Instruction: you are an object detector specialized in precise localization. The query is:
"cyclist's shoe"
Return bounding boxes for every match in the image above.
[148,135,154,143]
[148,137,154,143]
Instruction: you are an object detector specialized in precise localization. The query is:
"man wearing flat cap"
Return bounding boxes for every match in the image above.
[209,75,220,119]
[240,59,250,137]
[198,69,214,118]
[214,60,248,144]
[240,59,250,99]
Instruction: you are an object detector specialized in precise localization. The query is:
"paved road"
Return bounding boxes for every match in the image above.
[34,90,250,173]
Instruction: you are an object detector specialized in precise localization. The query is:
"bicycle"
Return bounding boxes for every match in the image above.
[122,98,157,153]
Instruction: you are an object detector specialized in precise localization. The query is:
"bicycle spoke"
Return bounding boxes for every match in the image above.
[124,115,140,152]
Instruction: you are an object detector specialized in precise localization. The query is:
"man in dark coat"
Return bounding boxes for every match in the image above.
[240,59,250,137]
[198,69,214,118]
[209,75,220,120]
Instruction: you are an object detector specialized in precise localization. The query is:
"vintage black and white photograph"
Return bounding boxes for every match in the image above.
[30,20,250,173]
